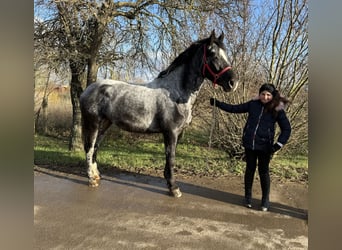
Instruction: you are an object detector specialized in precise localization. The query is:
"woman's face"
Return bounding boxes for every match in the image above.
[259,91,273,104]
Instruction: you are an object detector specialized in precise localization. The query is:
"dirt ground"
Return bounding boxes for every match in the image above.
[34,165,308,249]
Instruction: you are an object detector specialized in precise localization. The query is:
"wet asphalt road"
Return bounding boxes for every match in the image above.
[34,166,308,249]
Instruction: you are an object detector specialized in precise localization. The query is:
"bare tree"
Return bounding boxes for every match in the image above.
[34,70,51,134]
[34,12,68,134]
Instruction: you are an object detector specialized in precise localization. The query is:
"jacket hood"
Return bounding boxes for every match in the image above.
[275,101,285,111]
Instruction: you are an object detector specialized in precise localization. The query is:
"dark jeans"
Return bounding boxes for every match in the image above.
[244,148,272,207]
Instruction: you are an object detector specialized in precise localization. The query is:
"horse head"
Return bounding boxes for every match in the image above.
[202,30,238,92]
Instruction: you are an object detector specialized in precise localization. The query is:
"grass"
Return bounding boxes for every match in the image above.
[34,130,308,182]
[270,154,308,182]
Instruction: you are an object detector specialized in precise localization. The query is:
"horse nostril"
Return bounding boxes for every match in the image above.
[230,80,238,91]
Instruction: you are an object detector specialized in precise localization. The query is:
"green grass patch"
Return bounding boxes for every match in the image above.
[34,135,84,166]
[270,154,308,182]
[34,131,308,182]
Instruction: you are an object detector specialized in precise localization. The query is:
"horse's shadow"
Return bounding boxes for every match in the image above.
[34,164,307,221]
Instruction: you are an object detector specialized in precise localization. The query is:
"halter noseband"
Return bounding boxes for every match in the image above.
[202,45,232,87]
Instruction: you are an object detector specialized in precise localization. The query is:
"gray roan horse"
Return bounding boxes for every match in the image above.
[80,30,237,197]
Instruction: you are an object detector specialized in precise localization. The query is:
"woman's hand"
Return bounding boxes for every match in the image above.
[272,143,282,153]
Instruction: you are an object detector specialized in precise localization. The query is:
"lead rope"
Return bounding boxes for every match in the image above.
[208,92,217,149]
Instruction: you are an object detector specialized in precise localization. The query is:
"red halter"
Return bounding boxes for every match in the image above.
[202,45,232,87]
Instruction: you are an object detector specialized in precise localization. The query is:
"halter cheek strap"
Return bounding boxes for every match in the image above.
[202,46,232,87]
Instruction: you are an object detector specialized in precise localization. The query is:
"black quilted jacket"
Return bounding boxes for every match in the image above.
[215,99,291,152]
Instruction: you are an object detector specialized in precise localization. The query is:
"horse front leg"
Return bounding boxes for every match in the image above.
[163,132,182,198]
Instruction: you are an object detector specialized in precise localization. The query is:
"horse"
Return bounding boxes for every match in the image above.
[80,30,237,197]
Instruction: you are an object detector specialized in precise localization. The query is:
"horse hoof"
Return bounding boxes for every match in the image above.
[89,177,100,187]
[171,188,182,198]
[89,181,99,187]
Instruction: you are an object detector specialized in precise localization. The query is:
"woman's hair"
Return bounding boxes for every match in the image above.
[260,83,290,117]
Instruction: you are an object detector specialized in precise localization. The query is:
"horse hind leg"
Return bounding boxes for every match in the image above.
[83,118,101,187]
[92,119,112,171]
[86,134,101,187]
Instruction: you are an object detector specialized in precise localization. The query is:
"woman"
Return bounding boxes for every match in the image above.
[210,83,291,211]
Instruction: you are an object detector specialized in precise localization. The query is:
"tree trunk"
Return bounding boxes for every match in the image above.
[68,60,86,151]
[87,57,99,87]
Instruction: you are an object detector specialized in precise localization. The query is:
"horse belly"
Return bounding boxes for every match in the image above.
[100,83,165,133]
[112,107,159,133]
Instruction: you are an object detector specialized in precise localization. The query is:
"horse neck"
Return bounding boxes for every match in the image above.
[182,49,205,93]
[158,50,205,101]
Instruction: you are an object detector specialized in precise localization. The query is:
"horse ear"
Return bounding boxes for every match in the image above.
[209,29,216,44]
[218,32,224,42]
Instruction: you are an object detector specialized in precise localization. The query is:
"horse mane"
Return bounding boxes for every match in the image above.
[157,37,210,78]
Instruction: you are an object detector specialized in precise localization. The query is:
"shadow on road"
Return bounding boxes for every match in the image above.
[34,165,307,220]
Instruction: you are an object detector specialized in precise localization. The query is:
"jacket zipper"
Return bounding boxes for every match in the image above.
[252,106,264,150]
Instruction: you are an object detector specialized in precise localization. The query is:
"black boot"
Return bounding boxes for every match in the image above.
[260,172,270,211]
[244,167,255,208]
